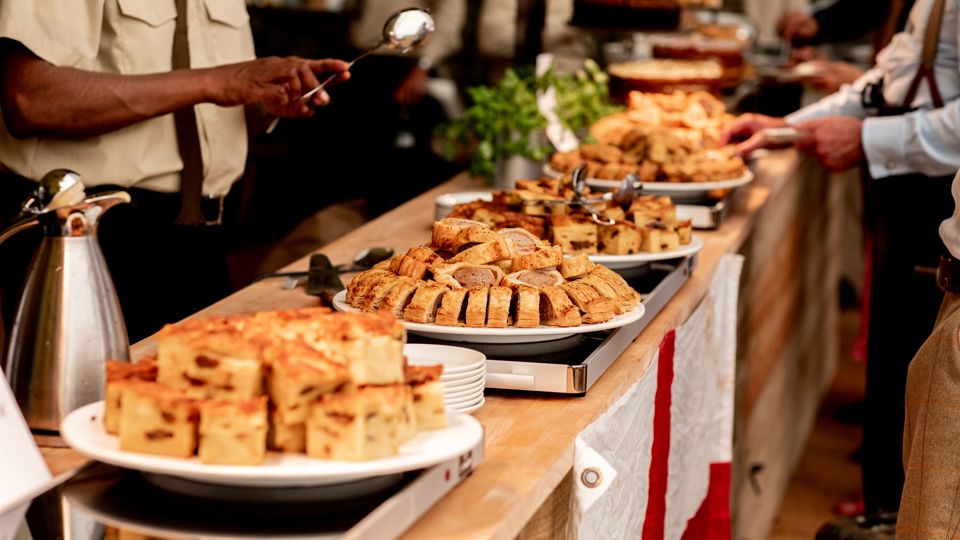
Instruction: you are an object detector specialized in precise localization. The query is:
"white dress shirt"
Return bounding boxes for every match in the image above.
[785,0,960,257]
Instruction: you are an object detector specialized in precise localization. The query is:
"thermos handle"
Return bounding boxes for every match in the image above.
[0,216,39,245]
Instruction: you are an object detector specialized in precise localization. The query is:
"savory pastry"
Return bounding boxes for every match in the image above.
[511,245,564,271]
[486,286,512,328]
[551,215,598,254]
[198,396,268,466]
[514,286,541,328]
[405,245,445,271]
[539,286,582,327]
[346,269,392,306]
[265,342,350,425]
[432,218,490,250]
[503,269,565,289]
[104,358,158,435]
[452,225,501,251]
[267,410,306,453]
[435,288,468,326]
[360,274,404,312]
[591,266,642,304]
[599,222,642,255]
[676,220,693,244]
[405,365,447,430]
[561,282,616,324]
[380,277,423,318]
[388,255,428,280]
[156,320,264,400]
[497,227,545,254]
[631,195,677,227]
[434,263,506,289]
[447,238,513,265]
[117,382,199,458]
[306,384,413,461]
[315,312,406,386]
[403,282,448,323]
[641,227,662,253]
[559,254,596,280]
[579,274,632,314]
[465,286,490,328]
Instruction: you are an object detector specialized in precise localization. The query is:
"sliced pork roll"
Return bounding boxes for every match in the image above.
[497,227,545,255]
[502,269,564,289]
[435,289,468,326]
[465,286,490,328]
[560,281,615,324]
[403,282,449,324]
[432,218,490,250]
[539,286,582,327]
[434,263,506,290]
[451,226,501,251]
[486,286,512,328]
[514,286,541,328]
[448,238,513,265]
[380,278,423,318]
[512,245,563,271]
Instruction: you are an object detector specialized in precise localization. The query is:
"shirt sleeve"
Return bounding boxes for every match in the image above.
[862,102,960,179]
[785,67,883,124]
[0,0,105,67]
[419,0,467,66]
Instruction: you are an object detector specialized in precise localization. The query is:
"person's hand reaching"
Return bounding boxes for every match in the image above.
[793,116,864,172]
[777,9,820,44]
[721,113,789,156]
[205,56,350,117]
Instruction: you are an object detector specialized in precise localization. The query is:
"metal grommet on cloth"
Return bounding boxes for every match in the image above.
[580,467,603,488]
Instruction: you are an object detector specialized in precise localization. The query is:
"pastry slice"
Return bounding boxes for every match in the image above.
[265,341,350,425]
[434,263,505,289]
[514,286,541,328]
[117,382,199,458]
[435,288,468,326]
[503,269,564,289]
[498,227,546,254]
[676,220,693,244]
[198,397,268,466]
[452,225,501,251]
[448,238,513,265]
[599,222,642,255]
[511,245,563,271]
[267,410,306,453]
[306,384,412,461]
[346,269,392,306]
[104,357,158,435]
[403,282,448,323]
[465,286,490,328]
[156,322,264,400]
[551,215,598,254]
[380,277,423,318]
[388,255,428,280]
[406,245,445,271]
[486,286,512,328]
[432,218,490,250]
[590,266,642,305]
[559,254,596,280]
[579,274,631,314]
[539,287,582,327]
[314,312,406,386]
[405,365,447,430]
[561,282,616,324]
[360,274,403,312]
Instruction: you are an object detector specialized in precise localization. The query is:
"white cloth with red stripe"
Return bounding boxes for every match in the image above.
[569,254,743,539]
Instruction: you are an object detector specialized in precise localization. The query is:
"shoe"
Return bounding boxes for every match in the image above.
[815,513,896,540]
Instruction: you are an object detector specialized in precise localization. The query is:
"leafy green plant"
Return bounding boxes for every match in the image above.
[442,60,622,181]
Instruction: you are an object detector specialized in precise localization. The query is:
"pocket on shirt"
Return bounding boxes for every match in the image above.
[114,0,177,74]
[203,0,255,65]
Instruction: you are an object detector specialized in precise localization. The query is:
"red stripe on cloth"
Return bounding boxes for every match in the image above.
[681,462,733,540]
[643,331,676,540]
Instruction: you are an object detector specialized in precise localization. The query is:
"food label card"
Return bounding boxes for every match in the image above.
[536,54,580,153]
[0,370,50,539]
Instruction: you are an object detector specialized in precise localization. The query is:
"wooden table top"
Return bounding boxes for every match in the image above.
[41,151,795,540]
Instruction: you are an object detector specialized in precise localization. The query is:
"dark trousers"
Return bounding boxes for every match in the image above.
[861,173,954,512]
[0,173,233,349]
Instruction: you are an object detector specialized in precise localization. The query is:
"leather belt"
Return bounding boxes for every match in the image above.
[937,253,960,294]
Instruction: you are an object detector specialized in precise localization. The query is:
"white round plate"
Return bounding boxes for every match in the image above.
[446,392,485,406]
[442,372,486,390]
[441,366,485,381]
[333,291,645,344]
[61,402,483,488]
[445,383,485,401]
[405,343,486,375]
[435,191,494,221]
[587,236,703,270]
[451,397,485,414]
[543,165,754,194]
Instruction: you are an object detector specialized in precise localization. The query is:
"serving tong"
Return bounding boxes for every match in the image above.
[528,164,638,225]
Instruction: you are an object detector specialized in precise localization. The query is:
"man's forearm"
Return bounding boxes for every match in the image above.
[0,46,216,139]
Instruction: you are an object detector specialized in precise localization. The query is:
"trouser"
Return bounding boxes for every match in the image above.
[0,173,233,349]
[861,173,954,513]
[896,291,960,538]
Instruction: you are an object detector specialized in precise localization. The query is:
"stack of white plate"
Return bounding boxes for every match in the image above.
[404,344,486,414]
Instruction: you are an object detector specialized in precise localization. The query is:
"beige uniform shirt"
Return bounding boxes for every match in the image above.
[0,0,255,197]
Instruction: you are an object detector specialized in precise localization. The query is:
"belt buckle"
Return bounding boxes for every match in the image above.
[204,196,225,226]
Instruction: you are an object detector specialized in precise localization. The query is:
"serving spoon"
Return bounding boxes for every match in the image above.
[265,8,435,133]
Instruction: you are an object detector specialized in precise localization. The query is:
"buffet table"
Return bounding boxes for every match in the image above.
[39,149,842,540]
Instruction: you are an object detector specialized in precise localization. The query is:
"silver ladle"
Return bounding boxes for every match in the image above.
[572,164,616,226]
[266,8,436,133]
